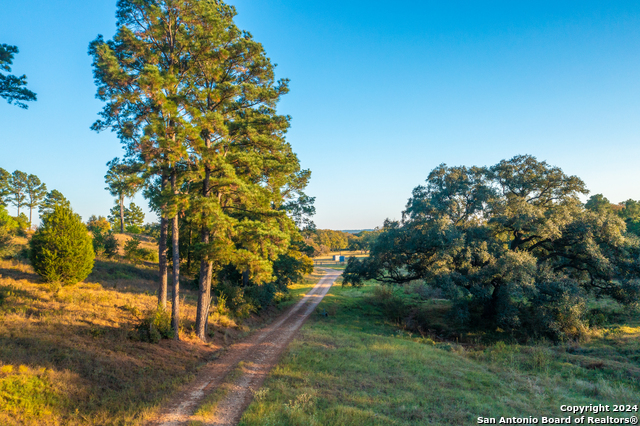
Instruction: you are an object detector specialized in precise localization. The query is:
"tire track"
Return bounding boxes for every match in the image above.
[149,268,341,426]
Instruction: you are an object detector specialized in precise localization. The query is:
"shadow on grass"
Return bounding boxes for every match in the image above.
[0,261,41,283]
[0,322,211,424]
[88,259,199,296]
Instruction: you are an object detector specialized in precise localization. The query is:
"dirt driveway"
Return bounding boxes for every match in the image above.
[148,267,342,426]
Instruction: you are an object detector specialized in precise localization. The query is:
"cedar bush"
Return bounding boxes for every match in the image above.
[29,205,95,285]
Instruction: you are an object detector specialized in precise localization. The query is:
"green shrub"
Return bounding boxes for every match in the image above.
[132,307,174,343]
[91,227,119,258]
[103,232,119,258]
[141,222,160,239]
[0,226,14,259]
[91,229,105,255]
[139,247,158,262]
[0,206,19,258]
[124,237,148,264]
[525,280,588,341]
[29,206,95,285]
[86,215,111,234]
[125,225,141,234]
[215,281,256,317]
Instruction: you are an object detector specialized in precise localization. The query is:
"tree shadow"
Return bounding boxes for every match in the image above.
[0,322,213,423]
[0,260,41,282]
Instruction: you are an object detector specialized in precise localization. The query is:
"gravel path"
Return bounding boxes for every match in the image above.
[147,268,342,426]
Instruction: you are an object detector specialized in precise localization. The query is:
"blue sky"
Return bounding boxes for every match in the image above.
[2,1,640,229]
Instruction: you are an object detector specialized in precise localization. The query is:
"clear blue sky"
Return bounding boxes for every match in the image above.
[2,1,640,230]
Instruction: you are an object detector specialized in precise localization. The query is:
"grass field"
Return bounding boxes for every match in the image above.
[239,280,640,425]
[313,251,368,268]
[0,240,326,426]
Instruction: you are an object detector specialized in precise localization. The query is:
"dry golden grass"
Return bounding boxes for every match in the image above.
[313,251,368,262]
[113,233,158,257]
[0,252,295,426]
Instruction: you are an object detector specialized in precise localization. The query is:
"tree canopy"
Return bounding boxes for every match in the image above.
[344,155,640,340]
[90,0,312,340]
[39,190,71,217]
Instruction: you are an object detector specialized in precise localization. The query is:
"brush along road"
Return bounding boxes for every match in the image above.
[149,268,342,426]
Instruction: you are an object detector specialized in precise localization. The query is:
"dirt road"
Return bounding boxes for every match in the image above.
[148,268,342,426]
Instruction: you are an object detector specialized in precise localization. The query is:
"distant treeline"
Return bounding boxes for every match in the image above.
[585,194,640,236]
[304,229,381,256]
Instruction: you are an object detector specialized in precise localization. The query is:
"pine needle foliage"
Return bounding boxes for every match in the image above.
[29,205,95,285]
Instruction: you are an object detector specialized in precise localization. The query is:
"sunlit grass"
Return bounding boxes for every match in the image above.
[239,281,640,426]
[0,252,324,425]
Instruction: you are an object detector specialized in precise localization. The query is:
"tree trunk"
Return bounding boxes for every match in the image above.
[187,225,192,273]
[196,248,213,341]
[171,214,180,340]
[171,172,180,340]
[158,216,168,307]
[196,163,213,341]
[158,172,169,308]
[119,194,125,233]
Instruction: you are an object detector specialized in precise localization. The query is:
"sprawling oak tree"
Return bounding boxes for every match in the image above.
[344,155,640,339]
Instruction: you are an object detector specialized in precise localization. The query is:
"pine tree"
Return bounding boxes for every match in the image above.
[125,202,145,228]
[184,2,311,340]
[8,170,27,216]
[105,158,141,233]
[91,0,312,341]
[39,190,70,217]
[30,205,95,285]
[0,44,37,109]
[25,174,47,228]
[0,168,10,206]
[90,0,200,337]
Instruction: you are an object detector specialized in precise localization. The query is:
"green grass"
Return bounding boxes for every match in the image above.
[239,281,640,425]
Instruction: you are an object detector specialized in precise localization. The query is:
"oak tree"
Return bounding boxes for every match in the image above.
[345,155,640,340]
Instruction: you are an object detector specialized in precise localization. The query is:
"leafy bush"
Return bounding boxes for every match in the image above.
[124,237,142,264]
[132,307,174,343]
[86,215,110,233]
[13,213,30,236]
[0,226,14,259]
[215,281,255,318]
[123,236,156,264]
[139,247,158,262]
[103,232,119,258]
[525,280,588,341]
[245,283,277,311]
[29,205,95,285]
[125,225,141,234]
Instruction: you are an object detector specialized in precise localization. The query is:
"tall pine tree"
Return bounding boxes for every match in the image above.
[25,174,47,228]
[105,158,141,233]
[91,0,312,341]
[91,0,202,337]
